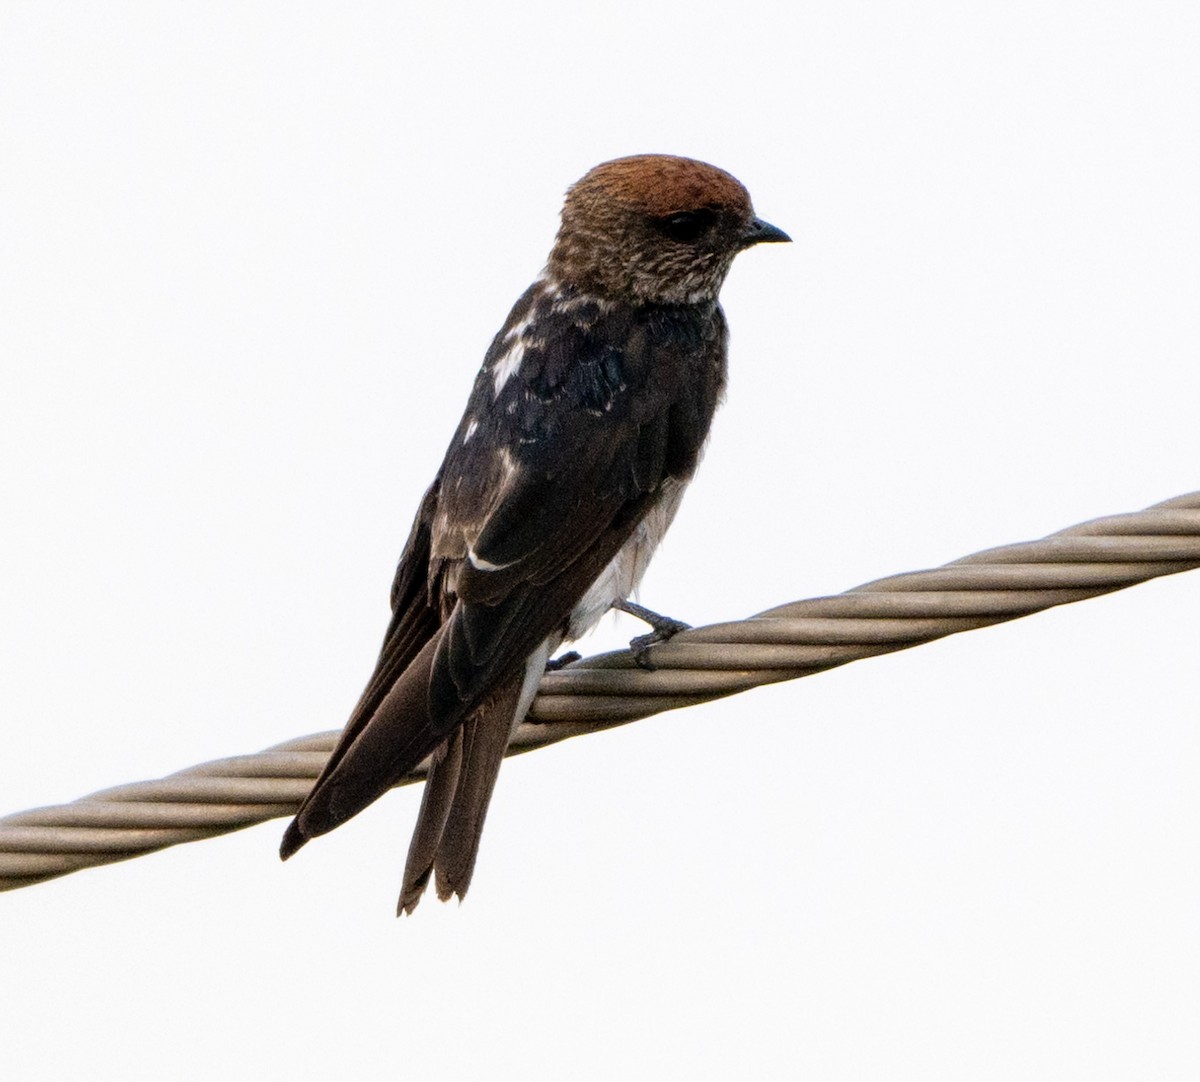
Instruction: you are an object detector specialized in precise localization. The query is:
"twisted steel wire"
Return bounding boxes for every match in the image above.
[2,490,1197,892]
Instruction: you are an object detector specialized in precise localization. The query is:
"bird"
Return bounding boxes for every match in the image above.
[280,154,789,913]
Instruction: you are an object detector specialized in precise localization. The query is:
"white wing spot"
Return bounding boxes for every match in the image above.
[466,449,520,572]
[497,445,518,483]
[504,313,535,341]
[491,338,526,396]
[463,419,479,444]
[467,545,509,572]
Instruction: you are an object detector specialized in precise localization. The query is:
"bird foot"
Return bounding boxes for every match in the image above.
[611,599,691,671]
[545,650,581,672]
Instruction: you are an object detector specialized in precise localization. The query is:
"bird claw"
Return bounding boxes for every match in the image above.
[545,650,581,672]
[612,599,691,671]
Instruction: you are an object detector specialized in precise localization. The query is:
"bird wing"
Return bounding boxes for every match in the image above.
[281,293,724,856]
[424,303,694,721]
[279,483,445,857]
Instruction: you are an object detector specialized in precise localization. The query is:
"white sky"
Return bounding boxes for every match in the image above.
[2,3,1198,1079]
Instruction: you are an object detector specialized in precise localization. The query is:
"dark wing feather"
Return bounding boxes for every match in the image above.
[281,289,727,862]
[421,300,726,715]
[285,628,448,847]
[280,485,444,857]
[429,486,660,721]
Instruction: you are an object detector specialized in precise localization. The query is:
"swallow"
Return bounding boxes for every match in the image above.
[280,154,789,913]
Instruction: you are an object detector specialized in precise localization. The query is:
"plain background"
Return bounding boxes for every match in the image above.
[2,3,1198,1079]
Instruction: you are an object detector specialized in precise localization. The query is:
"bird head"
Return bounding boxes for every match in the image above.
[548,154,789,306]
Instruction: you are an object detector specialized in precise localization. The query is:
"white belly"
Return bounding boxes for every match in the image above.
[565,477,687,641]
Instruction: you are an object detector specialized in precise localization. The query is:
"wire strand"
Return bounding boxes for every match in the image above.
[2,491,1197,891]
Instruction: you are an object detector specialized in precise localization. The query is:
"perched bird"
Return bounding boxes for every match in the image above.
[280,154,789,913]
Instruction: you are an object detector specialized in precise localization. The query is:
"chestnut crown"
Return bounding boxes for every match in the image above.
[547,154,788,305]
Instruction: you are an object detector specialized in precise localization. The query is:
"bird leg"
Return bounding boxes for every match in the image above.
[611,599,691,670]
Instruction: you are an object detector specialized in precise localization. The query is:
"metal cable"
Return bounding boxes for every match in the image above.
[2,491,1197,892]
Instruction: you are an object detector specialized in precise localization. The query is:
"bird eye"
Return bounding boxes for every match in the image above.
[655,209,717,244]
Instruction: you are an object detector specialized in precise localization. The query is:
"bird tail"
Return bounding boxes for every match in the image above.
[397,696,515,914]
[398,640,552,914]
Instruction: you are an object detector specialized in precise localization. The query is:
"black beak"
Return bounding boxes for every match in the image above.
[740,217,791,248]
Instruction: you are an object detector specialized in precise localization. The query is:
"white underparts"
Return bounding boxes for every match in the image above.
[567,477,687,641]
[515,639,555,729]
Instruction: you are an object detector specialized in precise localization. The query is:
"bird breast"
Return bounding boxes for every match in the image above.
[566,477,687,641]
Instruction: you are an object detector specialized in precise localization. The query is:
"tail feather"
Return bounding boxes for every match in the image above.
[397,731,463,916]
[397,640,553,912]
[433,684,522,903]
[395,676,521,912]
